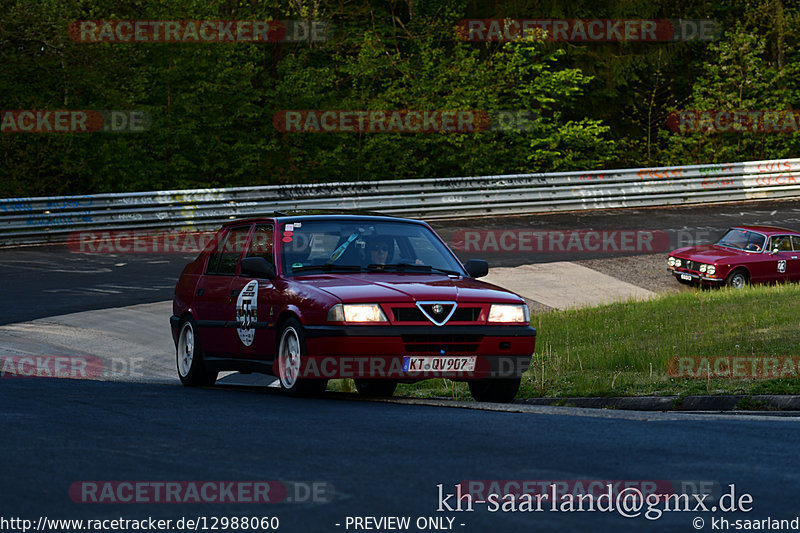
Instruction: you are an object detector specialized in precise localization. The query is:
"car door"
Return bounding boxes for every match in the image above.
[228,223,278,360]
[764,235,795,282]
[194,224,253,356]
[789,235,800,282]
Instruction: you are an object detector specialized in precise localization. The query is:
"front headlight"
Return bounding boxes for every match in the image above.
[668,257,675,267]
[707,265,716,275]
[488,304,530,324]
[328,303,388,323]
[674,259,682,267]
[699,264,707,273]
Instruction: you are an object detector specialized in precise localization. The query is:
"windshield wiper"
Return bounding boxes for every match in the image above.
[292,264,363,274]
[367,263,461,276]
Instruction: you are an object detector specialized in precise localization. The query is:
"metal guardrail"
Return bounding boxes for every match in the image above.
[2,158,800,245]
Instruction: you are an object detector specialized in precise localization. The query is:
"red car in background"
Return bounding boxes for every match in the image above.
[171,213,536,403]
[667,225,800,288]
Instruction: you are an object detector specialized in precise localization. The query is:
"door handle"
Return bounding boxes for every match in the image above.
[230,289,238,298]
[196,288,204,296]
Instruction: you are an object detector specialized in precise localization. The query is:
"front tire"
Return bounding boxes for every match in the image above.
[176,318,218,386]
[354,379,398,398]
[276,318,328,396]
[725,269,749,289]
[469,377,521,403]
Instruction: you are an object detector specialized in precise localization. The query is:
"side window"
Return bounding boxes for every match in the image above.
[246,224,274,264]
[206,226,252,275]
[792,236,800,251]
[771,235,792,252]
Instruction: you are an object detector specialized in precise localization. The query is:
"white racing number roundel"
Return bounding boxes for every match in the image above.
[236,280,258,346]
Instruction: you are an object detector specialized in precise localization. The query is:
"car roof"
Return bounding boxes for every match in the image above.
[219,212,424,228]
[730,225,800,236]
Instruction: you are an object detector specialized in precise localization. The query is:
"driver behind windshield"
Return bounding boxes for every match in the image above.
[365,236,393,265]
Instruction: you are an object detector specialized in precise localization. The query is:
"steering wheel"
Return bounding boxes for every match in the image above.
[745,243,761,251]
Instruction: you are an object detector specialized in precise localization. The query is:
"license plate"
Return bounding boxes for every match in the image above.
[403,356,476,372]
[680,274,692,281]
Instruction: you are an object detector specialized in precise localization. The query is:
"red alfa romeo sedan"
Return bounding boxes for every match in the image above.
[170,213,536,402]
[667,225,800,288]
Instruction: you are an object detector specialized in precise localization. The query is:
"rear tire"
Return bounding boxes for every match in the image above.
[276,318,328,396]
[725,269,749,289]
[469,378,521,403]
[354,380,398,398]
[176,318,218,386]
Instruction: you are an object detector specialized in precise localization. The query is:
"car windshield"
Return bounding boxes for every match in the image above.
[279,219,466,276]
[717,228,767,252]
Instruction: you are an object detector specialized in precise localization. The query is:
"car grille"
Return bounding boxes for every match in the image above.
[391,307,482,323]
[685,260,697,271]
[401,334,482,353]
[451,307,482,321]
[392,307,426,321]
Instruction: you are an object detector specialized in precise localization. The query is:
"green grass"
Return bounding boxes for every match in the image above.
[522,283,800,398]
[329,283,800,400]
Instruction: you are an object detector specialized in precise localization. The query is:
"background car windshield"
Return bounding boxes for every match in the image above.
[717,228,766,251]
[280,220,465,275]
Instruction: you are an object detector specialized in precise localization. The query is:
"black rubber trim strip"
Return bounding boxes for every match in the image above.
[170,316,275,329]
[197,320,276,329]
[303,325,536,338]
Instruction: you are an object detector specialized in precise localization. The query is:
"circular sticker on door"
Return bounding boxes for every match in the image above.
[236,280,258,346]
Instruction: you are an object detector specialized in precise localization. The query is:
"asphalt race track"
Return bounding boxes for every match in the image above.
[4,379,800,532]
[5,198,800,324]
[3,199,800,532]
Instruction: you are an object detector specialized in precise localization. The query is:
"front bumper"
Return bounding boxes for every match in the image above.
[302,324,535,379]
[668,268,723,283]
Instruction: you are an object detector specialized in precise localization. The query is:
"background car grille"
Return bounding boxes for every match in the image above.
[402,334,482,353]
[391,307,482,323]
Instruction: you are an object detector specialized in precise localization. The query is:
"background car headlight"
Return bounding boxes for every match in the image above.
[699,264,707,272]
[328,303,387,323]
[668,257,675,267]
[707,265,716,275]
[488,304,530,323]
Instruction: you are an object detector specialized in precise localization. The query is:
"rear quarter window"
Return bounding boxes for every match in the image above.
[206,226,252,275]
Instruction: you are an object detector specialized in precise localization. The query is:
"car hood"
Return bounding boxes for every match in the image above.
[672,244,748,262]
[295,273,524,304]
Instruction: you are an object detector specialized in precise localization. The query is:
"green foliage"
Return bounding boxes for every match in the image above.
[1,0,799,197]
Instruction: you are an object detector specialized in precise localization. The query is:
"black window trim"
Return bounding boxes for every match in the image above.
[205,224,254,276]
[242,223,277,273]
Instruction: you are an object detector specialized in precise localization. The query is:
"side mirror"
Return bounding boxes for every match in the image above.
[464,259,489,278]
[240,257,276,279]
